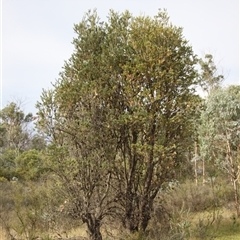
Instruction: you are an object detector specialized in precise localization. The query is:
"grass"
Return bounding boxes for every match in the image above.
[1,177,240,240]
[0,230,7,240]
[1,213,240,240]
[189,207,240,240]
[211,219,240,240]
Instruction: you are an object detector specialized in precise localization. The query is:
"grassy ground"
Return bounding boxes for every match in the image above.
[189,207,240,240]
[1,216,240,240]
[209,219,240,240]
[0,208,240,240]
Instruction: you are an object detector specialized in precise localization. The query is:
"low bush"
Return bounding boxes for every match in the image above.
[158,177,234,214]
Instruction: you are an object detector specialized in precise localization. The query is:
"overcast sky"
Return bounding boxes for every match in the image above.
[1,0,239,114]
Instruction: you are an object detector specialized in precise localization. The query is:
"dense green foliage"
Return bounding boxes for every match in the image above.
[0,102,46,181]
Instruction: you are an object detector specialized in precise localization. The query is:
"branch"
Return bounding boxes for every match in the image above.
[99,172,112,207]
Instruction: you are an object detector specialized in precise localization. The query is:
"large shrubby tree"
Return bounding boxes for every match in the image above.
[199,85,240,216]
[36,10,199,239]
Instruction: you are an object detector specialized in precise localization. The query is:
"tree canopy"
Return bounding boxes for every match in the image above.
[36,9,201,239]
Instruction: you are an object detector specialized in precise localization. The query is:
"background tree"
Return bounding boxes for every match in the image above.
[198,54,224,95]
[0,103,50,239]
[15,149,45,181]
[36,9,200,238]
[0,102,46,180]
[0,102,33,150]
[0,102,33,180]
[199,85,240,216]
[197,54,224,184]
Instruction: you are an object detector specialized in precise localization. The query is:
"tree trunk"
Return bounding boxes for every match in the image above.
[84,214,103,240]
[194,140,198,186]
[227,138,240,217]
[123,193,139,233]
[123,197,152,234]
[202,158,205,185]
[122,192,154,233]
[124,215,138,233]
[233,177,240,217]
[138,198,152,232]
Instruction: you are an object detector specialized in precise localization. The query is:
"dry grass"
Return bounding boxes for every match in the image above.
[1,209,240,240]
[0,228,7,240]
[1,177,240,240]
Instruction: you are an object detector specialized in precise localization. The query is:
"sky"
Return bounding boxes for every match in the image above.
[1,0,239,114]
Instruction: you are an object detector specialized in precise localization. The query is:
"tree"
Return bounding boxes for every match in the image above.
[198,54,224,95]
[36,9,199,238]
[197,54,224,184]
[199,85,240,216]
[15,149,45,180]
[0,102,34,180]
[0,102,33,151]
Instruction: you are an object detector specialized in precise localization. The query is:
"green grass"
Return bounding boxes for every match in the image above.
[189,209,240,240]
[212,220,240,240]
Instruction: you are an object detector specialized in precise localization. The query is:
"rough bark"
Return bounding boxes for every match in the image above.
[84,214,102,240]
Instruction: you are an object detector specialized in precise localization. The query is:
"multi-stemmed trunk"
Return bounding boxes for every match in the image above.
[122,193,154,233]
[83,214,102,240]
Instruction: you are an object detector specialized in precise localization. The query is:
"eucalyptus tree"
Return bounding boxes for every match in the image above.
[194,54,224,184]
[199,85,240,216]
[36,9,199,238]
[198,54,224,95]
[0,102,33,151]
[0,102,33,179]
